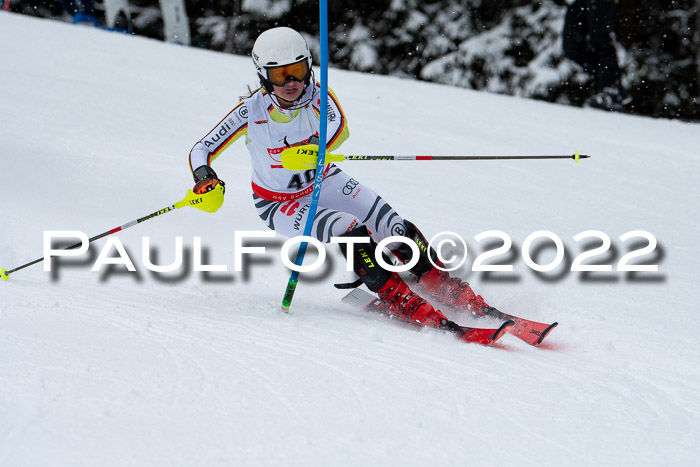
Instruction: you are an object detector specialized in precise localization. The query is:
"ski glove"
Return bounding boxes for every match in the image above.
[284,134,320,148]
[193,165,225,194]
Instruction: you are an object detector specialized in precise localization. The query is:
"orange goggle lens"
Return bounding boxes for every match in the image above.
[266,60,309,86]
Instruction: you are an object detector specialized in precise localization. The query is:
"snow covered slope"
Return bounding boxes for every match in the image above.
[1,11,699,466]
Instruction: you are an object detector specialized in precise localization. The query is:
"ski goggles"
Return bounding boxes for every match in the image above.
[265,60,310,87]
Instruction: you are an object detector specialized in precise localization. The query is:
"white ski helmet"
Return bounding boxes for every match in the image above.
[252,27,313,93]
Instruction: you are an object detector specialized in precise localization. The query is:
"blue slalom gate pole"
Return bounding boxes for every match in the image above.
[281,0,329,312]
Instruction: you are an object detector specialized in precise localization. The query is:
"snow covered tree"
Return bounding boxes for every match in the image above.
[8,0,699,119]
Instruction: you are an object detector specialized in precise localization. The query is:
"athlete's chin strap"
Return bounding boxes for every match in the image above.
[274,93,299,105]
[269,70,317,111]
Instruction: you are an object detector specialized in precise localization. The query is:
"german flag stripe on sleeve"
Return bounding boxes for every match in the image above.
[209,123,247,161]
[326,88,348,151]
[203,101,248,161]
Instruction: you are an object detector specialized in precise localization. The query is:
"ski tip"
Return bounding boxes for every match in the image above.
[492,319,516,343]
[0,268,9,281]
[535,322,559,346]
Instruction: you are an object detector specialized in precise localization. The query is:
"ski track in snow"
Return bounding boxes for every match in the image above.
[1,11,700,467]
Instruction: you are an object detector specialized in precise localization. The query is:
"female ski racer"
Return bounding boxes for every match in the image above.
[187,27,491,328]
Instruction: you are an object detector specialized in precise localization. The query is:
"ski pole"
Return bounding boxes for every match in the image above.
[280,145,589,170]
[281,0,329,313]
[340,153,587,161]
[0,184,224,281]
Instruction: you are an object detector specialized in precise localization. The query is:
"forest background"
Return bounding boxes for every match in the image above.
[11,0,700,120]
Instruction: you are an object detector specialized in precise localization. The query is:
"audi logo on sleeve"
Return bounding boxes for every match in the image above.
[342,178,359,195]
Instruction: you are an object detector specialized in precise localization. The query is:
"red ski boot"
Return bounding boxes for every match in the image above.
[417,266,488,313]
[377,273,449,328]
[337,224,448,329]
[388,221,557,345]
[336,225,516,344]
[389,219,491,313]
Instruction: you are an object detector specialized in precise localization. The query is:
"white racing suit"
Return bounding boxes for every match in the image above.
[188,83,407,244]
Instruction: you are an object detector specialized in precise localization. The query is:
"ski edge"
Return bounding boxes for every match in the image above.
[536,322,559,346]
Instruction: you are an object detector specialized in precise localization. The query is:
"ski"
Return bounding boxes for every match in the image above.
[405,279,558,346]
[446,319,515,346]
[470,305,558,347]
[342,289,515,346]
